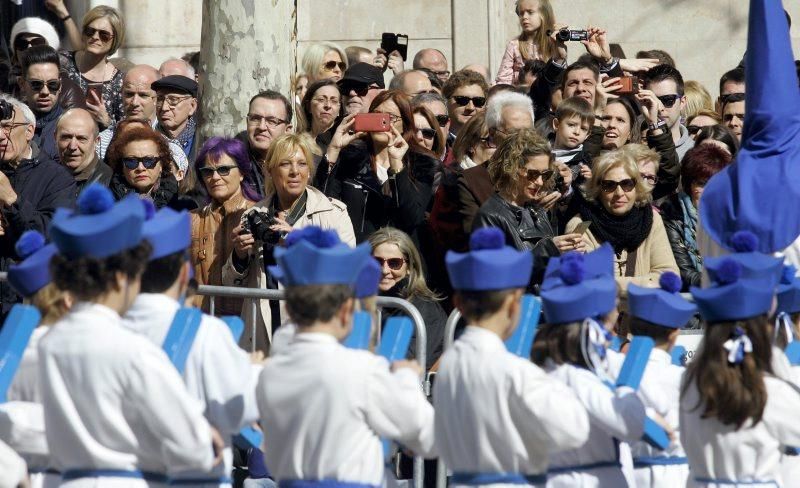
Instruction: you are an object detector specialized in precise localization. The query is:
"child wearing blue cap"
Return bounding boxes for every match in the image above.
[626,272,697,488]
[533,244,651,487]
[121,202,260,487]
[37,184,219,484]
[434,227,590,487]
[255,226,435,488]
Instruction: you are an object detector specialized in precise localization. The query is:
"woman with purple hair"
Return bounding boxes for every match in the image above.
[190,136,260,315]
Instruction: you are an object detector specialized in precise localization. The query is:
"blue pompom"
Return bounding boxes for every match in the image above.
[141,198,156,221]
[716,258,742,285]
[730,230,758,253]
[77,183,115,215]
[782,265,797,285]
[15,230,45,259]
[560,251,584,264]
[284,226,340,249]
[470,227,505,250]
[560,257,585,285]
[658,271,682,293]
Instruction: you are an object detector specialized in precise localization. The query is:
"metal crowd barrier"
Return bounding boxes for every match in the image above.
[197,284,428,488]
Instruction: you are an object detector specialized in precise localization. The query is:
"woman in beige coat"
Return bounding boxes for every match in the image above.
[222,133,355,353]
[565,148,678,298]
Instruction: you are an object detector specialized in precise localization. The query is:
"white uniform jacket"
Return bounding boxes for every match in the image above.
[38,302,214,486]
[256,332,435,486]
[433,326,590,487]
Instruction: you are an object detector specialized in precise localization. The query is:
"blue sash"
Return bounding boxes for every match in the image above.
[693,477,778,486]
[62,469,168,482]
[548,460,620,474]
[221,316,245,343]
[0,304,41,402]
[170,476,233,485]
[279,481,379,488]
[342,312,372,349]
[633,456,688,467]
[451,472,547,485]
[504,295,541,358]
[161,307,203,375]
[784,342,800,366]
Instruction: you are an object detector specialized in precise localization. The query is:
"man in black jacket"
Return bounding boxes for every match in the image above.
[0,94,76,318]
[17,45,63,163]
[56,108,112,194]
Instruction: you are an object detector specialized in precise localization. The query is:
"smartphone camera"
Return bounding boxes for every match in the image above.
[380,33,409,61]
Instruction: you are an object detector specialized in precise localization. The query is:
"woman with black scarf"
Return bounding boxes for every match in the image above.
[565,148,678,299]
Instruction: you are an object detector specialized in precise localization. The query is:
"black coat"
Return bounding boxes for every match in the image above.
[323,141,437,243]
[660,194,701,290]
[0,149,77,317]
[109,171,197,211]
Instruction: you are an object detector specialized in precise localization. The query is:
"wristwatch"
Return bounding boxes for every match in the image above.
[648,120,667,132]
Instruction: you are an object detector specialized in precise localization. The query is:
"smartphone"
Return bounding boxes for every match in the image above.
[86,82,103,102]
[617,76,640,95]
[353,113,391,132]
[573,220,593,235]
[381,33,409,61]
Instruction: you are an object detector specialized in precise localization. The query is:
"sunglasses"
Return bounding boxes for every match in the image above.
[14,36,47,52]
[27,79,61,92]
[340,83,376,97]
[122,156,160,170]
[656,94,681,108]
[375,257,406,270]
[479,136,497,148]
[600,178,636,193]
[452,96,486,108]
[418,128,437,140]
[199,165,238,178]
[323,60,347,72]
[641,174,658,185]
[687,125,703,135]
[525,169,554,182]
[719,92,745,105]
[435,114,450,126]
[83,26,114,43]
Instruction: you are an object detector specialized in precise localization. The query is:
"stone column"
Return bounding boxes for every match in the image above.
[198,0,297,141]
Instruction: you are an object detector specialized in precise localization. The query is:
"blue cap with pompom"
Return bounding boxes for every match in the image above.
[445,227,533,291]
[50,183,145,259]
[703,231,783,290]
[777,265,800,315]
[691,257,776,323]
[142,205,191,261]
[627,272,697,329]
[540,244,617,325]
[8,231,58,298]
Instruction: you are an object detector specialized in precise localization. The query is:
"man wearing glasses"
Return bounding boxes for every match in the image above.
[0,94,76,317]
[441,70,489,141]
[152,74,199,160]
[337,63,385,115]
[643,64,695,161]
[17,45,64,163]
[243,90,293,197]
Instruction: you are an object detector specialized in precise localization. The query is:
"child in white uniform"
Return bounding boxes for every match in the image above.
[255,226,435,487]
[38,184,219,486]
[627,272,697,487]
[434,227,590,487]
[534,244,649,488]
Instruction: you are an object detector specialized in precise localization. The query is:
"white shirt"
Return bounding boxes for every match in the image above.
[122,293,261,485]
[38,302,214,485]
[433,326,590,486]
[256,332,435,485]
[8,326,48,403]
[681,374,800,487]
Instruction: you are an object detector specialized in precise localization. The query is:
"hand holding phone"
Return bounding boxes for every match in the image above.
[380,33,409,61]
[86,82,103,103]
[353,113,391,132]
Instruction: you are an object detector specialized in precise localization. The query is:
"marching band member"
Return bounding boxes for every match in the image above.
[434,227,590,487]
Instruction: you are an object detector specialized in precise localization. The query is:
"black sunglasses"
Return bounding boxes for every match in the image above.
[83,26,114,43]
[375,257,406,270]
[641,174,659,185]
[122,156,160,170]
[28,79,61,92]
[14,36,47,52]
[452,96,486,108]
[600,178,636,193]
[525,169,554,182]
[656,94,681,108]
[340,83,375,97]
[687,125,703,135]
[435,114,450,126]
[720,92,745,105]
[479,136,497,148]
[418,128,437,140]
[199,165,237,178]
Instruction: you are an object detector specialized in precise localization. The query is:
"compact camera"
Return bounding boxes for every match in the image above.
[550,28,589,42]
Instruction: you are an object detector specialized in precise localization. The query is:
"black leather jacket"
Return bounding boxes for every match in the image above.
[660,194,701,290]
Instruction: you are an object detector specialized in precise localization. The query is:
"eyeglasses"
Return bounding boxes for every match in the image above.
[375,112,401,123]
[524,169,554,182]
[198,165,237,178]
[375,257,406,270]
[687,125,703,135]
[156,95,192,108]
[311,96,340,106]
[247,114,289,128]
[641,174,659,185]
[656,94,681,108]
[412,89,438,97]
[479,136,496,148]
[122,156,161,170]
[418,128,436,140]
[27,79,61,93]
[0,121,28,135]
[451,96,486,108]
[83,26,114,43]
[432,70,451,79]
[599,178,636,193]
[323,60,347,72]
[14,36,47,52]
[341,83,379,97]
[435,114,450,126]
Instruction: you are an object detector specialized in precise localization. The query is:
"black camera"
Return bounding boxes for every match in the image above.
[551,28,589,42]
[0,99,14,121]
[241,210,281,245]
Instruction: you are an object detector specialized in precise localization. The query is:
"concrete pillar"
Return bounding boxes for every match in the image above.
[197,0,297,141]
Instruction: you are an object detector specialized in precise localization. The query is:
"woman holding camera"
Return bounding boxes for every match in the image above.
[223,133,355,352]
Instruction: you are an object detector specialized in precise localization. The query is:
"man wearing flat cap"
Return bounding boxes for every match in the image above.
[338,63,385,115]
[152,74,198,160]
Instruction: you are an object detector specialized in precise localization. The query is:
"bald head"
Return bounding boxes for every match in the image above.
[159,58,196,79]
[413,48,449,83]
[122,65,160,122]
[56,108,99,173]
[462,64,490,83]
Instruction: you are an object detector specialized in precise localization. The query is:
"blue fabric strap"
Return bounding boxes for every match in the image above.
[62,469,169,482]
[27,467,60,475]
[784,446,800,456]
[451,472,547,485]
[693,477,778,486]
[633,456,688,467]
[279,480,379,488]
[548,460,620,475]
[170,476,233,485]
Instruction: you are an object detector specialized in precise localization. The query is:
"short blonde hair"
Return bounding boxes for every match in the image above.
[621,143,660,166]
[683,80,714,120]
[586,149,652,207]
[82,5,125,56]
[487,128,554,201]
[687,109,722,126]
[301,42,347,83]
[263,133,319,196]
